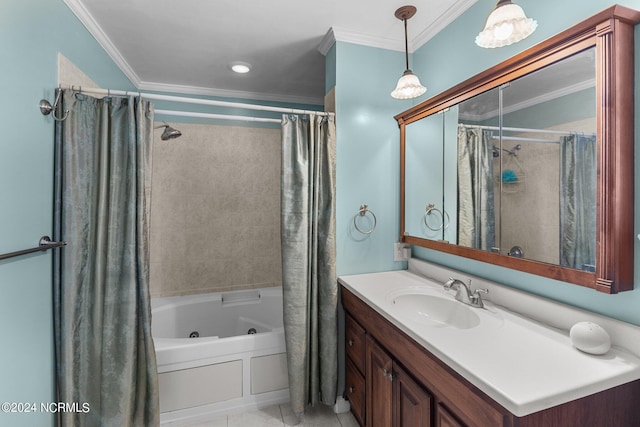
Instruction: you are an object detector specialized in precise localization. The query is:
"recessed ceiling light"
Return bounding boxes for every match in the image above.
[230,62,251,74]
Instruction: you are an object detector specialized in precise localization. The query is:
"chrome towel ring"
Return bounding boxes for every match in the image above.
[424,204,449,232]
[354,204,377,235]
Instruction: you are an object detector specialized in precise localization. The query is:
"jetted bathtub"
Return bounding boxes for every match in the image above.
[151,287,289,426]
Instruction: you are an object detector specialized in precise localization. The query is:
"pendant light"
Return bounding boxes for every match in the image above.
[476,0,537,48]
[391,5,427,100]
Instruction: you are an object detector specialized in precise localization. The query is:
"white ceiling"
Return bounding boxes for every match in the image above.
[64,0,478,105]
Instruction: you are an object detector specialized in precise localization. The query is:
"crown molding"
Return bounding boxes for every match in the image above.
[324,27,405,54]
[66,0,474,104]
[413,0,478,48]
[138,81,324,106]
[319,0,479,56]
[63,0,142,87]
[64,0,322,106]
[318,28,337,56]
[458,79,596,122]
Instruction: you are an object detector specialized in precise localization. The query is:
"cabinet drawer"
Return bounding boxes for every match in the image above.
[346,314,366,374]
[345,357,365,426]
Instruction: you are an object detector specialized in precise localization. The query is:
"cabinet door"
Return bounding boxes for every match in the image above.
[394,363,432,426]
[436,403,465,427]
[366,335,393,427]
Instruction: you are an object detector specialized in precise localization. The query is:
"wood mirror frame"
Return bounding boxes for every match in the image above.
[396,5,639,294]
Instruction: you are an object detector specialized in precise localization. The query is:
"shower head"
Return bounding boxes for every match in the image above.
[154,123,182,140]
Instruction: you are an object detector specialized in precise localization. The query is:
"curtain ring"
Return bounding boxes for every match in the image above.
[354,204,377,235]
[423,204,449,231]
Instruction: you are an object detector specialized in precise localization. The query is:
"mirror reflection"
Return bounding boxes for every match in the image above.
[406,47,597,272]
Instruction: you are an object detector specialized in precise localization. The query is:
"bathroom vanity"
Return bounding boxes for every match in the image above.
[339,260,640,427]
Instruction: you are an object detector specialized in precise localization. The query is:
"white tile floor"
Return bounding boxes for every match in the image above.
[185,403,359,427]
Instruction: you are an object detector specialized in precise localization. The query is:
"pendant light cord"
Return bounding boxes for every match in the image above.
[404,18,409,70]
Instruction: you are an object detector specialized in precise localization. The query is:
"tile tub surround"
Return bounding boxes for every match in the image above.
[149,123,282,298]
[339,258,640,417]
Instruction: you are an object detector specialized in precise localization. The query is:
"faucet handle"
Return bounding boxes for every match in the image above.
[470,288,489,308]
[443,277,455,290]
[472,288,489,302]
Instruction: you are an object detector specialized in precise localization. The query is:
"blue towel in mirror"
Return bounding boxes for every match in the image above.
[502,169,518,183]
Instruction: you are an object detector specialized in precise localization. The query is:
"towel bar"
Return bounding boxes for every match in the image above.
[0,236,67,261]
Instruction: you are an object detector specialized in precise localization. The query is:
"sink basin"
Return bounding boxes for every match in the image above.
[390,293,480,329]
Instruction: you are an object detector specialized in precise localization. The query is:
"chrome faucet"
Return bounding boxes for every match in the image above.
[443,277,488,308]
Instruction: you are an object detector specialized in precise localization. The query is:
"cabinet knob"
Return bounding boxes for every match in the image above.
[348,386,354,394]
[348,339,354,347]
[382,368,394,381]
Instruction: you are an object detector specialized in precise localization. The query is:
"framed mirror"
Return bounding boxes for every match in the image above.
[397,6,639,293]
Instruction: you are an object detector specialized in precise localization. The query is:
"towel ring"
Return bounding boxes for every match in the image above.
[354,204,377,235]
[424,204,449,232]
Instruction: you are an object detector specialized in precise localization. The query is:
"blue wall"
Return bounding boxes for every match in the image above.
[333,0,640,326]
[0,2,320,426]
[0,1,135,425]
[333,42,426,275]
[4,0,640,424]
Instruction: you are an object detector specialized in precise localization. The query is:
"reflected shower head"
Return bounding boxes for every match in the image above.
[154,123,182,140]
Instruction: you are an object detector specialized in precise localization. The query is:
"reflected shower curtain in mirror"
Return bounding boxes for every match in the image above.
[457,127,496,250]
[281,114,337,417]
[560,134,596,271]
[52,90,159,426]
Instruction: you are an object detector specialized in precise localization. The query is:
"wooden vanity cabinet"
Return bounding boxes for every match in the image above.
[343,287,502,426]
[341,285,640,427]
[363,332,433,427]
[436,404,465,427]
[393,356,433,426]
[345,313,366,425]
[346,305,454,427]
[365,335,393,426]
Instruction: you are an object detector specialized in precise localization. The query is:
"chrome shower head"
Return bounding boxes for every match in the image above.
[155,123,182,140]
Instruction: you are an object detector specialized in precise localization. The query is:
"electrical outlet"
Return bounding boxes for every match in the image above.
[394,242,410,262]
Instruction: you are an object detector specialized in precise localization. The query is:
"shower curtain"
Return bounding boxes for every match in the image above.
[560,134,596,271]
[457,127,495,250]
[280,114,337,417]
[52,90,159,426]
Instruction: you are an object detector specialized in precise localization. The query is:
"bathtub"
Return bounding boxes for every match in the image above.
[151,287,289,426]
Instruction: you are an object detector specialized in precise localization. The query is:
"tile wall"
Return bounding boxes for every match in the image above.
[149,122,282,297]
[496,118,595,264]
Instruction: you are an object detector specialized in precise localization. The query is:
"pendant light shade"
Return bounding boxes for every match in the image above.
[391,6,426,100]
[475,0,537,48]
[391,70,427,99]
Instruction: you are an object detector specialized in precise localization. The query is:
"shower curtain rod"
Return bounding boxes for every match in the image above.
[491,135,557,143]
[459,124,595,136]
[154,109,281,124]
[61,85,333,118]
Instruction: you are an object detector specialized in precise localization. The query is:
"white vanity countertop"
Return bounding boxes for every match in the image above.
[339,269,640,417]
